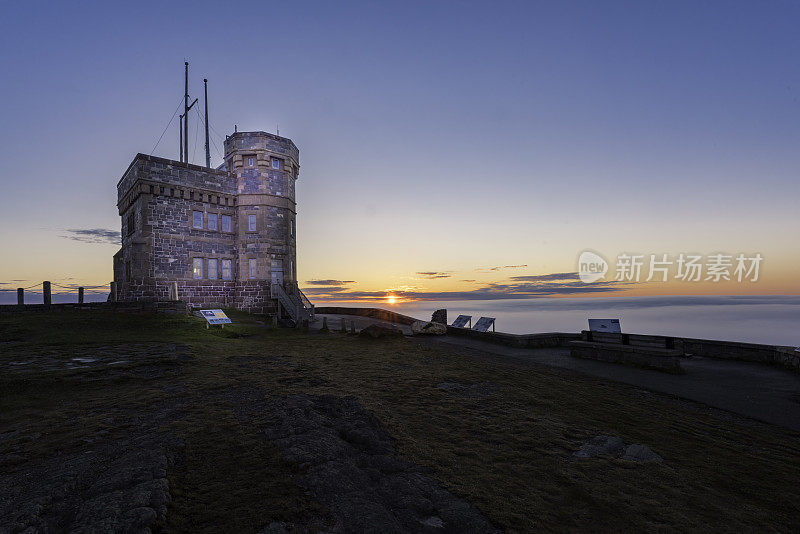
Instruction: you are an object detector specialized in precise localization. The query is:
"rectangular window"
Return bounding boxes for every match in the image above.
[192,211,203,229]
[289,219,294,237]
[271,158,280,169]
[221,214,232,232]
[127,212,135,235]
[207,212,218,231]
[248,214,257,232]
[248,259,257,279]
[192,258,203,279]
[222,259,232,280]
[208,259,218,279]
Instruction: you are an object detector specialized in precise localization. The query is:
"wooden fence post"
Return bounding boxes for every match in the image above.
[43,281,51,306]
[17,288,23,306]
[78,287,84,304]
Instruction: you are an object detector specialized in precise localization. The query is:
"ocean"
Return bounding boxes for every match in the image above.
[6,292,798,347]
[385,295,800,347]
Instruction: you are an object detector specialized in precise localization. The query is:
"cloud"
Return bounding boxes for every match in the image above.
[301,286,352,295]
[475,264,528,272]
[510,272,579,282]
[415,271,452,279]
[303,276,628,302]
[305,279,355,286]
[62,228,120,245]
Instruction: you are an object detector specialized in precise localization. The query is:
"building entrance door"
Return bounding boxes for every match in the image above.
[271,259,283,285]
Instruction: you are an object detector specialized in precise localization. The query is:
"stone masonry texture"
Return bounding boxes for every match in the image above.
[113,131,300,314]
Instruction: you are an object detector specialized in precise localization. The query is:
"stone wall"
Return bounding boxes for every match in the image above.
[581,330,799,373]
[446,326,581,348]
[569,341,685,374]
[117,154,236,203]
[314,307,421,326]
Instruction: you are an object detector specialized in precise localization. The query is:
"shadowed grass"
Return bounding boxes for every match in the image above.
[1,310,799,532]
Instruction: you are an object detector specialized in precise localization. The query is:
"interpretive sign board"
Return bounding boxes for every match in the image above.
[200,309,232,325]
[588,318,621,333]
[451,315,472,328]
[473,317,496,332]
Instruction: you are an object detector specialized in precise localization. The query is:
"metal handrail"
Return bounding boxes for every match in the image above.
[271,282,314,324]
[295,284,315,321]
[271,282,299,321]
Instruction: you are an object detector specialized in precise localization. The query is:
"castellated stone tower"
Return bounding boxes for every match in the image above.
[112,131,313,320]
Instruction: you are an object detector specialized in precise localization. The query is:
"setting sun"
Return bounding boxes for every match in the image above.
[386,295,397,305]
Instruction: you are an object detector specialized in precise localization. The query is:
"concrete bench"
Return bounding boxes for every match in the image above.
[569,340,685,374]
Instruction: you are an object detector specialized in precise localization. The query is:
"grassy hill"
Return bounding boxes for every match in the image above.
[1,309,798,532]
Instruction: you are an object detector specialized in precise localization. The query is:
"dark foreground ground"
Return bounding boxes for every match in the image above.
[1,310,799,533]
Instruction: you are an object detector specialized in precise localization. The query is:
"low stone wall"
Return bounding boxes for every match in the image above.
[446,327,581,348]
[570,341,685,374]
[581,330,799,373]
[680,337,799,372]
[315,307,420,326]
[0,301,189,315]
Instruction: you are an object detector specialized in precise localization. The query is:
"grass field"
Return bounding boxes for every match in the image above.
[1,309,799,532]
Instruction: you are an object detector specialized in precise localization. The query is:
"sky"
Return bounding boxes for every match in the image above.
[0,0,798,304]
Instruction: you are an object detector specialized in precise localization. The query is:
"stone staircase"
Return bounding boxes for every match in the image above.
[271,282,315,326]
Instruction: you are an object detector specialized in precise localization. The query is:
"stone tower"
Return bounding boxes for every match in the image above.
[224,131,300,309]
[112,130,312,320]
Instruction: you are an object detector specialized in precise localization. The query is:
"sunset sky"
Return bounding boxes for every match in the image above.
[0,1,798,304]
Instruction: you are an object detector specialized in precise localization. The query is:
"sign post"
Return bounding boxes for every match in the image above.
[200,309,232,329]
[588,319,622,333]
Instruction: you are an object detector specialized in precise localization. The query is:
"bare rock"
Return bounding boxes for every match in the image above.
[573,435,663,464]
[263,394,499,533]
[411,321,447,336]
[573,435,625,458]
[621,443,663,463]
[358,324,404,339]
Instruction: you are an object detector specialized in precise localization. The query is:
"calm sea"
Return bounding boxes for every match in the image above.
[7,292,798,347]
[385,295,800,347]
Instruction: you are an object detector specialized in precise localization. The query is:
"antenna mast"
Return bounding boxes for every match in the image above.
[179,113,184,162]
[180,61,198,164]
[204,78,210,168]
[183,62,188,162]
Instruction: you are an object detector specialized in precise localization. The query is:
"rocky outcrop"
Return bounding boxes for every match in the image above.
[262,394,499,532]
[573,435,663,463]
[411,321,447,336]
[358,324,405,339]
